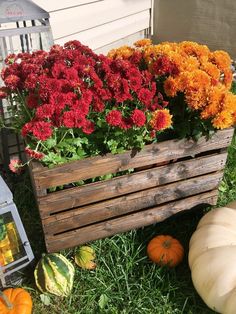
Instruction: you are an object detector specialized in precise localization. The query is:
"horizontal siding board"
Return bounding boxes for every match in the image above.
[54,11,150,49]
[94,31,146,54]
[33,0,151,13]
[33,0,152,51]
[33,0,104,12]
[49,0,151,39]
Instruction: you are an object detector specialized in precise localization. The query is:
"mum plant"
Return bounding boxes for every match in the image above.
[108,39,236,139]
[0,39,236,172]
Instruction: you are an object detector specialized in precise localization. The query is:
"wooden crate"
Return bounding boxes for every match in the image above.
[29,128,234,252]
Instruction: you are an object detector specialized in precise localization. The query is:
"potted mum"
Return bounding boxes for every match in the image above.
[0,39,235,252]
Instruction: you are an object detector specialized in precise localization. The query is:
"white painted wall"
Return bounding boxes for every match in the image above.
[33,0,153,53]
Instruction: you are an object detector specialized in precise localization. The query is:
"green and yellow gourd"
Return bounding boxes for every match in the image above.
[34,253,75,297]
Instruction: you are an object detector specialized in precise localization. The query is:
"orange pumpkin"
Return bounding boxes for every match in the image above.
[147,235,184,267]
[0,288,33,314]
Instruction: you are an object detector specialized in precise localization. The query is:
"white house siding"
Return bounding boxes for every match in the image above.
[33,0,153,53]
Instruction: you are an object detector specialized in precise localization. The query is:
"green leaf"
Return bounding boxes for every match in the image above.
[76,148,86,158]
[42,152,67,166]
[98,294,109,310]
[44,138,57,149]
[40,294,51,306]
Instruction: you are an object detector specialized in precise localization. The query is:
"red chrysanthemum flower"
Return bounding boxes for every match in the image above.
[9,158,23,174]
[129,51,142,65]
[152,56,172,76]
[0,87,8,99]
[24,73,39,90]
[26,93,39,109]
[120,117,133,129]
[36,103,55,119]
[150,109,173,131]
[31,121,53,141]
[106,110,122,127]
[82,120,95,134]
[138,88,153,106]
[131,109,146,127]
[4,74,20,90]
[4,53,16,65]
[25,147,44,160]
[129,76,142,92]
[92,97,105,112]
[62,110,86,129]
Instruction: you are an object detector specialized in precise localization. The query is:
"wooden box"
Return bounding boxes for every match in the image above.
[29,128,234,252]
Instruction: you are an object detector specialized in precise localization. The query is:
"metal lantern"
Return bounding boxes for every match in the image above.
[0,175,34,288]
[0,0,54,169]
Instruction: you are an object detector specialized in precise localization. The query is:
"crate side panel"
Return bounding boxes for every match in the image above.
[45,190,218,252]
[38,152,227,216]
[43,171,223,235]
[31,128,234,189]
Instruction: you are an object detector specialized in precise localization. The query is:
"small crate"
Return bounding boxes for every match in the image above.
[29,128,234,253]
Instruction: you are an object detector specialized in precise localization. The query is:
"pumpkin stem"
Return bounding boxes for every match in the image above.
[0,291,13,309]
[162,240,172,249]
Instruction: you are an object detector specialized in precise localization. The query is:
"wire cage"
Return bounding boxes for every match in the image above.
[0,175,34,288]
[0,0,54,169]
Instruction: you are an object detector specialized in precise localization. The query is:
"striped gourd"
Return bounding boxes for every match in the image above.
[34,253,75,297]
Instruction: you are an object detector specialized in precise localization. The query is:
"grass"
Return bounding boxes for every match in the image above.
[10,130,236,314]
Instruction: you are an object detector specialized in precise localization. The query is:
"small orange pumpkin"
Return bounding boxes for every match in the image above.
[147,235,184,267]
[0,288,33,314]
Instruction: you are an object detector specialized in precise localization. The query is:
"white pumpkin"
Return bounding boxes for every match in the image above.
[188,200,236,314]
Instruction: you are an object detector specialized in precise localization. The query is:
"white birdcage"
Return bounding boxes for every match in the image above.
[0,0,53,169]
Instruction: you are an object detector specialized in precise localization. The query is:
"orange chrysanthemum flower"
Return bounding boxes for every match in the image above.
[164,77,179,97]
[223,69,233,88]
[150,109,172,131]
[179,41,210,60]
[185,89,207,110]
[201,62,220,81]
[232,111,236,125]
[212,110,233,129]
[210,50,232,71]
[107,46,134,59]
[221,92,236,112]
[181,56,200,72]
[134,38,152,47]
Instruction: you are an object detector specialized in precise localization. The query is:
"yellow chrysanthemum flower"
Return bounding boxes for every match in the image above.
[212,110,234,129]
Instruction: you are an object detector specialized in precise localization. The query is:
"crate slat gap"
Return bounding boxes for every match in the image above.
[28,128,234,252]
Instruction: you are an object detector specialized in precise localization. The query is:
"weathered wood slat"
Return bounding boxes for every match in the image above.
[43,171,223,235]
[28,128,234,252]
[32,128,233,190]
[45,190,218,252]
[28,161,47,197]
[39,152,227,216]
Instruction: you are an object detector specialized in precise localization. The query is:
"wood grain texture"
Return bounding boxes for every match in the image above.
[43,171,223,235]
[45,190,218,252]
[28,128,234,252]
[28,161,47,198]
[32,128,234,190]
[38,152,227,217]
